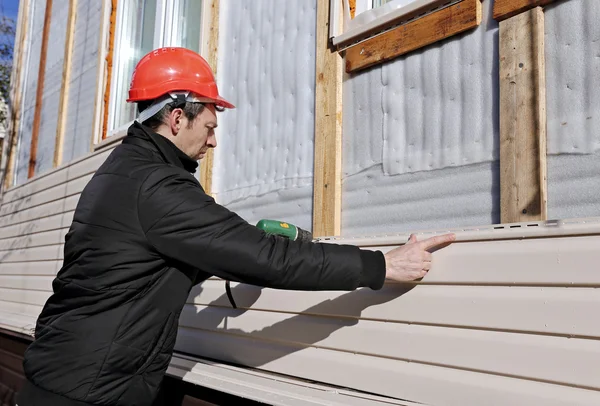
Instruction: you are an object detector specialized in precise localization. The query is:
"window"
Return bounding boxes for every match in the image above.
[330,0,481,73]
[331,0,448,48]
[106,0,203,136]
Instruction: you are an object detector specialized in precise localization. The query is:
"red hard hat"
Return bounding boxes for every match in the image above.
[127,47,234,109]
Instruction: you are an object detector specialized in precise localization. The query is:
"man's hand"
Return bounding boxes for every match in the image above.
[384,233,456,282]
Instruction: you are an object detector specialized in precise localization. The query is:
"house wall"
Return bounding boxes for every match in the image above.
[62,0,104,163]
[14,0,46,185]
[341,0,499,236]
[1,0,600,405]
[212,0,316,232]
[33,0,69,175]
[545,0,600,220]
[175,226,600,406]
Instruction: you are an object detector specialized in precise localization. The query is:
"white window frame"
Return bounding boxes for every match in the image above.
[102,0,209,142]
[330,0,462,49]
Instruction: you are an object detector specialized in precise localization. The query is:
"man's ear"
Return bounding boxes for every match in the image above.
[169,108,184,135]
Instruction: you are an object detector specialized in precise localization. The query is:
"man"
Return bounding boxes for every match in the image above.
[17,47,455,406]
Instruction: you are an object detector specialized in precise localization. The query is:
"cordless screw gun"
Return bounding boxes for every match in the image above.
[224,219,314,308]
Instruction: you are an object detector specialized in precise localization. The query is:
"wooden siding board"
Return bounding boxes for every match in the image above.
[499,7,547,222]
[494,0,557,21]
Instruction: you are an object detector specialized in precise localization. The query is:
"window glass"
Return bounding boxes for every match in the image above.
[371,0,395,8]
[107,0,203,135]
[165,0,202,52]
[109,0,157,131]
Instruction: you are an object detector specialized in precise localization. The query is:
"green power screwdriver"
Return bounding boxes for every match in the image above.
[255,219,313,242]
[224,219,313,309]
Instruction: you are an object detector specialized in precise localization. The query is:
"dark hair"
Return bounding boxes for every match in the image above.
[137,100,206,131]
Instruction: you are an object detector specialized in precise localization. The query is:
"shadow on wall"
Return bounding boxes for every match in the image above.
[189,282,415,368]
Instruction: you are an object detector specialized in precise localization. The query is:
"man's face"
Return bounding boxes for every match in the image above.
[177,104,218,160]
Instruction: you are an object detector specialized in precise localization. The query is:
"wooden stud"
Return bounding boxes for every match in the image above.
[345,0,482,73]
[28,0,53,178]
[91,0,113,148]
[200,0,220,196]
[499,7,547,223]
[493,0,557,22]
[313,0,343,237]
[2,0,30,191]
[101,0,118,141]
[349,0,356,19]
[54,0,78,168]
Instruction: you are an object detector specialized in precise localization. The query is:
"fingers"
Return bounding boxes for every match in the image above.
[407,234,418,244]
[423,251,433,262]
[420,233,456,250]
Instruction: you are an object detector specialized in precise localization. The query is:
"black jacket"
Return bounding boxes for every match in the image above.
[18,122,386,406]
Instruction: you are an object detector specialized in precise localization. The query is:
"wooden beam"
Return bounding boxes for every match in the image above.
[200,0,220,196]
[101,0,118,141]
[54,0,78,168]
[313,0,343,237]
[28,0,53,178]
[493,0,557,22]
[499,7,547,223]
[345,0,482,73]
[2,0,30,191]
[349,0,356,19]
[91,0,112,148]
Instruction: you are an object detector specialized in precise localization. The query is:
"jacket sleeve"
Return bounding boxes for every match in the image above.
[138,167,386,291]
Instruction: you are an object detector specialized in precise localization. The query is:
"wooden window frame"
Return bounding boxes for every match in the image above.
[331,0,483,73]
[493,0,558,22]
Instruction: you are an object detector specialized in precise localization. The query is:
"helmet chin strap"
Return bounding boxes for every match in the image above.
[136,91,216,124]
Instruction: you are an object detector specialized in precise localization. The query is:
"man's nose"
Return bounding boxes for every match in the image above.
[207,134,217,148]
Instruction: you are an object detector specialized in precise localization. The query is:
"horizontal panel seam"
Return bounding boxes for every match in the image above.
[177,325,600,392]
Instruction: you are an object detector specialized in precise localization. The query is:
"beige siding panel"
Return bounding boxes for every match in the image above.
[0,275,54,291]
[0,174,92,217]
[190,281,600,338]
[168,356,417,406]
[175,328,600,406]
[0,261,61,276]
[1,212,74,240]
[2,148,111,205]
[0,195,78,228]
[0,229,67,250]
[0,288,52,306]
[0,311,36,336]
[179,305,600,389]
[0,300,43,318]
[0,244,63,263]
[382,235,599,285]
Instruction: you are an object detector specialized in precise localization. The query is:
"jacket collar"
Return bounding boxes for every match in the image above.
[123,121,199,174]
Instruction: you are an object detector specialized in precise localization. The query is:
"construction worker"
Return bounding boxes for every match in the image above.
[17,47,455,406]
